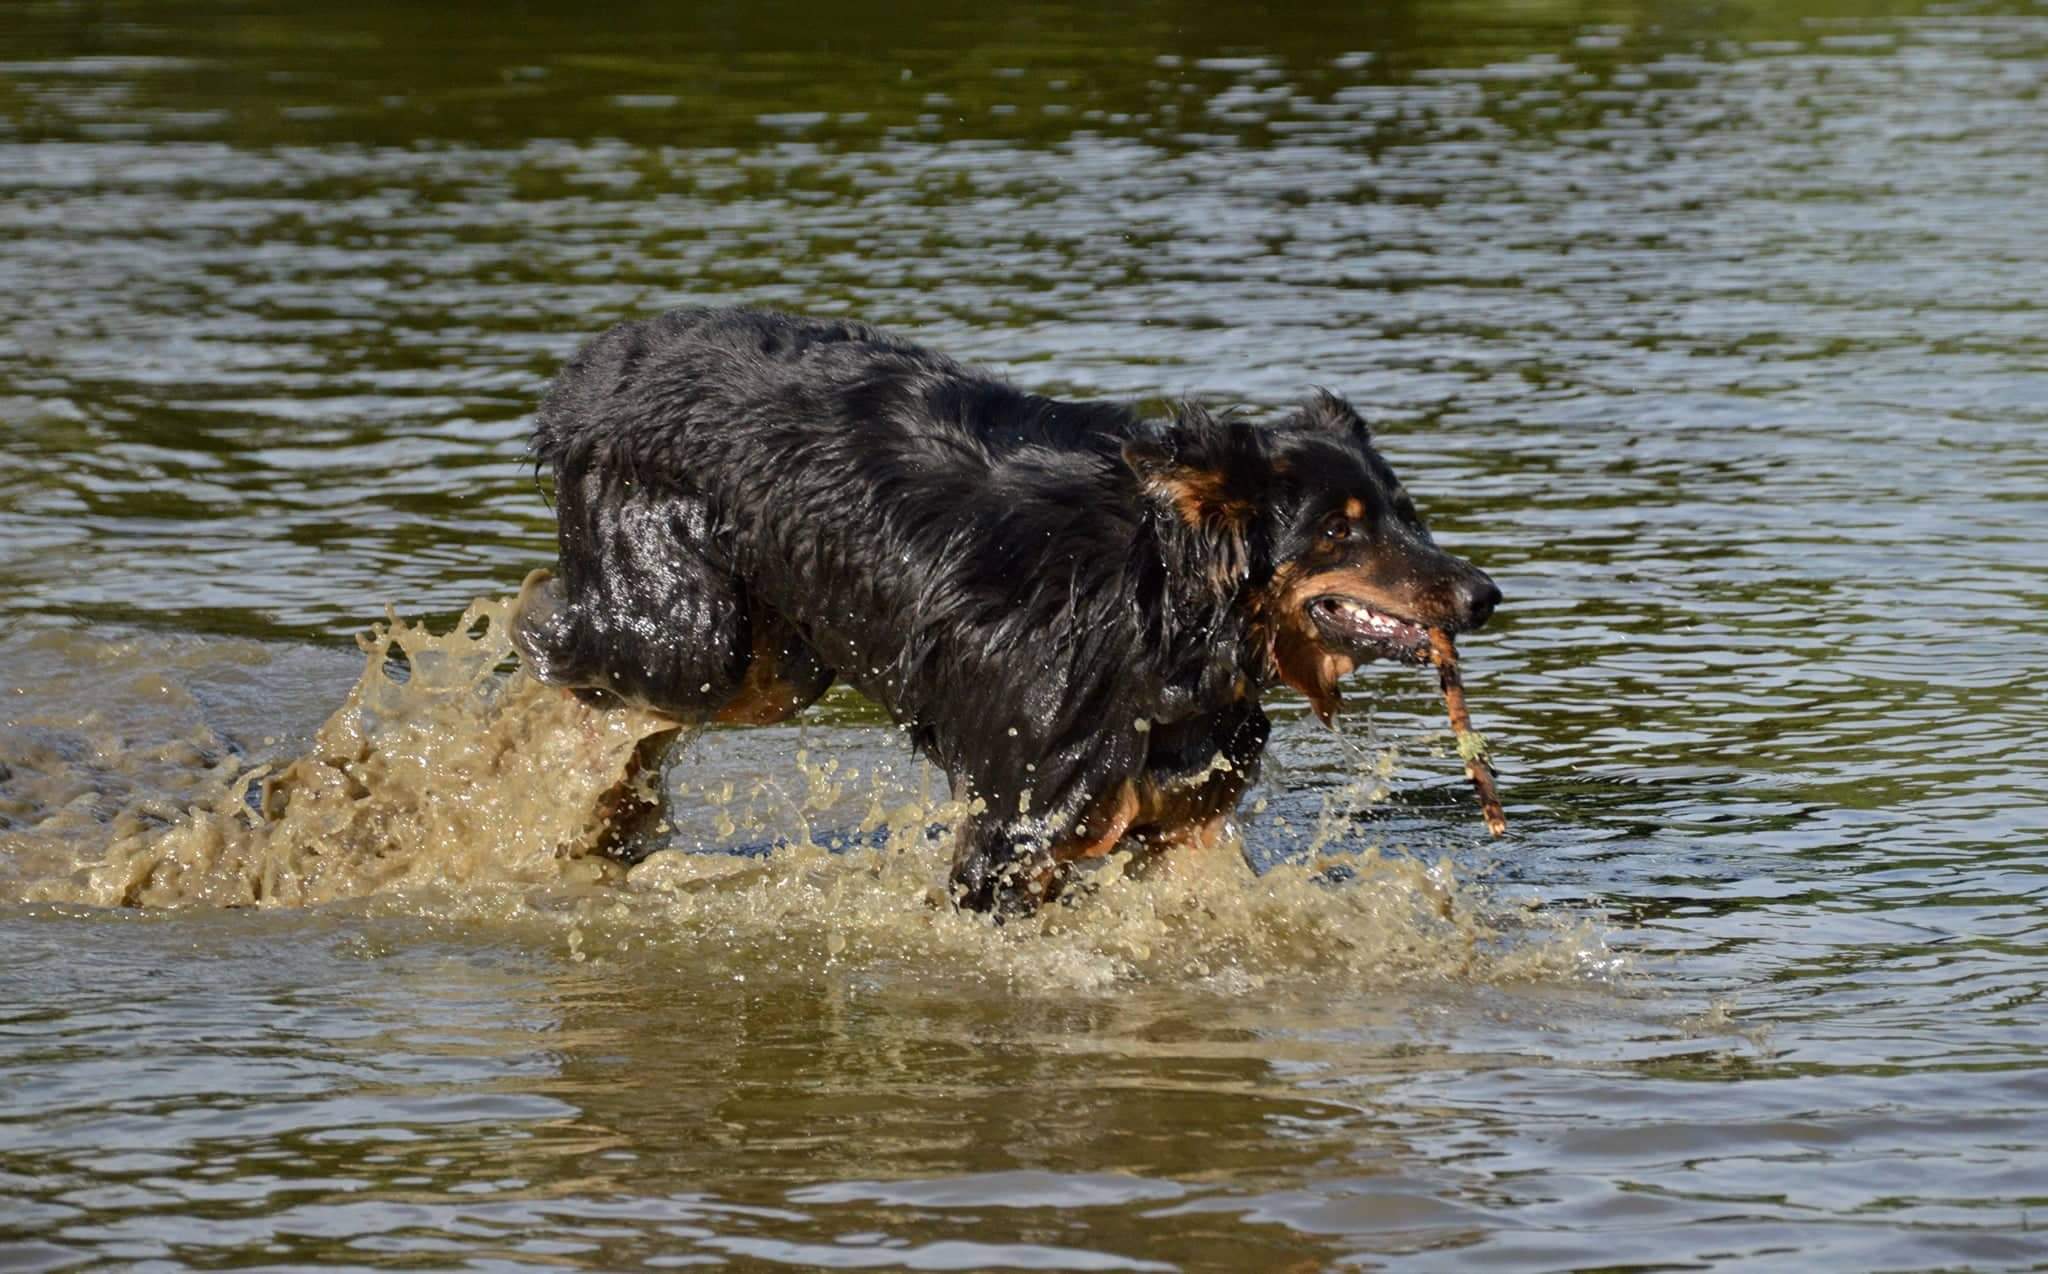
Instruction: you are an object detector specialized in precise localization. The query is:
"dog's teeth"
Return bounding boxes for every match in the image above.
[1335,601,1417,637]
[1325,598,1423,642]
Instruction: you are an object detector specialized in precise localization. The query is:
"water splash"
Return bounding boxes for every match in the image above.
[3,600,1605,991]
[12,600,673,908]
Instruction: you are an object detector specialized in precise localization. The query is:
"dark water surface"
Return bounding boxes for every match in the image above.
[4,0,2047,1269]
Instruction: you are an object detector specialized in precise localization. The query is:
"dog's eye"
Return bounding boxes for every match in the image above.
[1320,513,1351,542]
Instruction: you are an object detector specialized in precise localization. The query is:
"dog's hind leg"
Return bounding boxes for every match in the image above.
[511,471,756,717]
[512,469,837,724]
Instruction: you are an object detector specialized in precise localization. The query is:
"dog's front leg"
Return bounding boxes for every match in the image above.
[948,814,1053,917]
[948,781,1141,917]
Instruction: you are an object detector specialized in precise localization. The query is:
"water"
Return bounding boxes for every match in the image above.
[3,0,2046,1268]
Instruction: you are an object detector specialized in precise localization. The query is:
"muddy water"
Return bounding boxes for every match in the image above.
[3,0,2046,1269]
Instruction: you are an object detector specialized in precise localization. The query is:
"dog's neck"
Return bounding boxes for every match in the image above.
[1130,505,1268,720]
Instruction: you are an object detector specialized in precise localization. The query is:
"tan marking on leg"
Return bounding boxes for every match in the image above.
[1119,810,1240,881]
[1019,781,1143,905]
[714,627,815,725]
[1053,780,1142,863]
[1166,810,1235,853]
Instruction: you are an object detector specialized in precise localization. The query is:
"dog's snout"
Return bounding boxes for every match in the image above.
[1455,572,1501,631]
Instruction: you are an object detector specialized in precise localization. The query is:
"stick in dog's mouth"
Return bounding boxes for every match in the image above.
[1427,628,1508,836]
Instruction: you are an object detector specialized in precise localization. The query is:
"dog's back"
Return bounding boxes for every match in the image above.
[531,307,910,474]
[532,307,1136,481]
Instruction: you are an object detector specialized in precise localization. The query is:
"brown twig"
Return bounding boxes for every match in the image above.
[1428,629,1507,836]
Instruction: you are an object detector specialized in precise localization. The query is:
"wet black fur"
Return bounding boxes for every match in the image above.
[514,306,1481,913]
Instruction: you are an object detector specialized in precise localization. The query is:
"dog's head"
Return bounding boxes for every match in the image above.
[1123,392,1499,724]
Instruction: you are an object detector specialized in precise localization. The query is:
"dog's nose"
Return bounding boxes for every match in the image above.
[1455,572,1501,631]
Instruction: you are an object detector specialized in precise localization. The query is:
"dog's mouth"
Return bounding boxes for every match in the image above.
[1307,595,1433,665]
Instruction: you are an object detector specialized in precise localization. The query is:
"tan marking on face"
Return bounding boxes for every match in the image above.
[1278,562,1432,628]
[1343,497,1366,520]
[1271,620,1352,726]
[1257,560,1412,727]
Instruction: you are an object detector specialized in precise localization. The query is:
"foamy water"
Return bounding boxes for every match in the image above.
[6,602,1600,996]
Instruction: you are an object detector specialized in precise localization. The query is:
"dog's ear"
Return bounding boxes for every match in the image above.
[1122,405,1257,531]
[1302,389,1372,446]
[1119,418,1188,492]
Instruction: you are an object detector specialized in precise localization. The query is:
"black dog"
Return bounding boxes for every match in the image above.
[511,307,1499,914]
